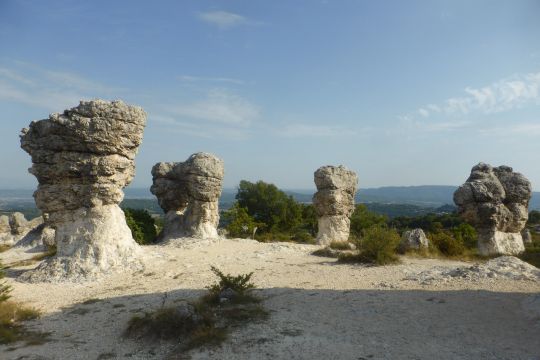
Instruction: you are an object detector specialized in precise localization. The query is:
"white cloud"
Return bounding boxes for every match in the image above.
[278,123,356,138]
[405,72,540,119]
[198,11,249,29]
[479,122,540,137]
[168,89,259,127]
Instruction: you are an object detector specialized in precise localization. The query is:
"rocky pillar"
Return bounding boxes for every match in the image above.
[20,100,146,281]
[313,165,358,245]
[151,152,224,241]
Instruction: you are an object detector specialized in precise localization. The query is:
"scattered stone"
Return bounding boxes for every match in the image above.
[313,165,358,245]
[405,256,540,285]
[20,100,147,281]
[151,152,224,241]
[454,163,531,256]
[522,229,532,245]
[399,228,429,253]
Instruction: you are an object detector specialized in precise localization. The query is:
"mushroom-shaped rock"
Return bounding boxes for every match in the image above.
[20,100,147,281]
[151,152,224,241]
[399,228,429,253]
[313,165,358,245]
[453,163,531,256]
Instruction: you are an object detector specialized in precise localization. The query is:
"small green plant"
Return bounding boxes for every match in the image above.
[123,208,157,245]
[429,231,465,256]
[204,266,257,304]
[339,226,400,265]
[0,261,11,303]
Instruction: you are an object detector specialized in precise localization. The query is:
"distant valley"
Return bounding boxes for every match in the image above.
[1,186,539,220]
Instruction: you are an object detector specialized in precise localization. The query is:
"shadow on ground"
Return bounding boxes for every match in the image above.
[1,287,539,360]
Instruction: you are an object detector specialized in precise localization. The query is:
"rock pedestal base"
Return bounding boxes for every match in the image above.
[478,230,525,256]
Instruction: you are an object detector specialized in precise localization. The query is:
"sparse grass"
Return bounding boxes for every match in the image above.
[328,241,351,250]
[0,244,11,253]
[311,247,339,258]
[124,267,267,352]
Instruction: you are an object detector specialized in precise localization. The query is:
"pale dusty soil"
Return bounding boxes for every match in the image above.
[1,238,539,360]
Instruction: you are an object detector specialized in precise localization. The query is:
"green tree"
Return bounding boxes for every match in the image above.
[123,208,157,245]
[349,204,388,237]
[235,180,302,233]
[528,210,540,225]
[221,203,264,238]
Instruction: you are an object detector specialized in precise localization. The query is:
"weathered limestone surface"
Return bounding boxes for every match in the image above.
[151,152,224,241]
[454,163,531,256]
[20,100,146,281]
[313,165,358,245]
[399,228,429,253]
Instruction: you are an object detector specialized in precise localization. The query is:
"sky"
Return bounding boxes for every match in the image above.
[0,0,539,191]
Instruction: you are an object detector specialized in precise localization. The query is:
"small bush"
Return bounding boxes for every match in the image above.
[429,231,465,256]
[0,261,11,303]
[340,226,400,265]
[123,208,157,245]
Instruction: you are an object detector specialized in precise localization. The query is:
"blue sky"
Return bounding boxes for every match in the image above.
[0,0,539,191]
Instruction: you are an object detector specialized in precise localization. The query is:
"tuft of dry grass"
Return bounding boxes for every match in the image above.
[0,301,45,345]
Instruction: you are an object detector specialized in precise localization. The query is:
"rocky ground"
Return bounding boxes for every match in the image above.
[1,238,539,360]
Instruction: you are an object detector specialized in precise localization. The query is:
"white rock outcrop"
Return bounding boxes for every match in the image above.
[313,165,358,245]
[399,228,429,253]
[151,152,224,241]
[454,163,531,256]
[20,100,146,281]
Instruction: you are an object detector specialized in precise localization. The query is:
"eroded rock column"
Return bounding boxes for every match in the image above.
[20,100,147,281]
[151,152,224,241]
[453,163,531,256]
[313,165,358,245]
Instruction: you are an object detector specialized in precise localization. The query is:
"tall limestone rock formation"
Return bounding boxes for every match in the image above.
[151,152,224,241]
[20,100,147,281]
[454,163,531,256]
[313,165,358,245]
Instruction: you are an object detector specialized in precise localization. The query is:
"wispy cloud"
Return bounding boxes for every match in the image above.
[406,72,540,120]
[150,89,260,139]
[277,123,356,138]
[198,10,250,29]
[0,62,121,111]
[178,75,244,85]
[167,89,259,127]
[479,122,540,137]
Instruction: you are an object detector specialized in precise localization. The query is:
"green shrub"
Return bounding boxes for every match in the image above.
[452,223,477,249]
[340,226,400,265]
[221,203,264,238]
[291,230,316,244]
[205,266,256,304]
[123,208,157,245]
[429,231,465,256]
[350,205,388,237]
